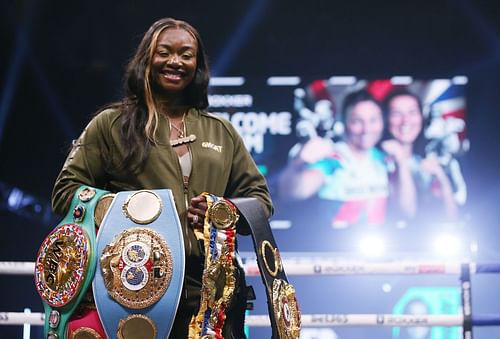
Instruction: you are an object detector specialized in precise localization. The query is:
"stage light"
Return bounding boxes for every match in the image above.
[382,283,392,293]
[390,76,413,85]
[358,235,385,257]
[267,76,301,86]
[209,77,245,86]
[469,240,478,254]
[432,234,462,257]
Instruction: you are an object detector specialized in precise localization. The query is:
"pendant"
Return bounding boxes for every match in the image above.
[170,134,197,147]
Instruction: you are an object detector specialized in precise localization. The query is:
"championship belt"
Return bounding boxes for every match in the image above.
[35,186,109,339]
[188,193,239,339]
[93,189,185,339]
[231,198,301,339]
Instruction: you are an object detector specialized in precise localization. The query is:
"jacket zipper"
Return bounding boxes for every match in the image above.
[170,121,193,258]
[181,130,193,302]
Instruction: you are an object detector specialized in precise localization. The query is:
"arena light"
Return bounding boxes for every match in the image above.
[266,76,301,86]
[470,240,478,254]
[209,77,245,86]
[452,75,468,85]
[390,76,413,85]
[328,76,357,85]
[358,235,386,257]
[432,234,462,257]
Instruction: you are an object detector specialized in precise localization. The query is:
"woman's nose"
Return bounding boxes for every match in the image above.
[167,54,181,66]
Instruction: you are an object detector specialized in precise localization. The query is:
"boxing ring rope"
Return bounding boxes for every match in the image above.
[4,260,500,276]
[3,311,500,327]
[2,259,500,337]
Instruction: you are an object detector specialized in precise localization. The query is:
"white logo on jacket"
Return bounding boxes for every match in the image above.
[202,142,222,153]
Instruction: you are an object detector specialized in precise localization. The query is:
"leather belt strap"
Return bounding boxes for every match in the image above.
[231,198,301,339]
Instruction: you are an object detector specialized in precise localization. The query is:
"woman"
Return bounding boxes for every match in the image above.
[279,89,388,228]
[381,88,457,220]
[52,17,272,338]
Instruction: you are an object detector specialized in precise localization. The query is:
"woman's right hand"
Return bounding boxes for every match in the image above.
[420,153,447,181]
[188,195,207,229]
[381,139,406,164]
[299,137,335,164]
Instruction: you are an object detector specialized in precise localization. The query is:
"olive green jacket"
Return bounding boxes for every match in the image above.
[52,107,272,315]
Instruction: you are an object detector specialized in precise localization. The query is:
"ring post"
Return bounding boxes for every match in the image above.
[461,263,473,339]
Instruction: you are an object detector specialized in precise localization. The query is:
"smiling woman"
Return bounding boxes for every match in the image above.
[278,89,389,228]
[381,88,458,221]
[50,17,273,338]
[151,28,198,96]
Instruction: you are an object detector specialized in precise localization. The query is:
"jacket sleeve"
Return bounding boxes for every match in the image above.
[51,111,112,215]
[224,123,274,219]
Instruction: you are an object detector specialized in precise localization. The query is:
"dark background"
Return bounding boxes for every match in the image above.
[1,0,499,338]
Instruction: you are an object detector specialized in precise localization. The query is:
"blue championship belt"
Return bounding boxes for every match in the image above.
[93,189,185,339]
[34,186,109,339]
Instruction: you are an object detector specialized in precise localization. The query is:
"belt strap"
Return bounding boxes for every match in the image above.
[231,198,301,339]
[35,185,109,339]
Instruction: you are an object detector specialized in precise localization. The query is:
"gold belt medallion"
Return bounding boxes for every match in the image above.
[272,279,301,339]
[100,227,173,309]
[117,314,157,339]
[35,224,90,307]
[122,190,162,225]
[208,199,239,229]
[70,327,103,339]
[94,193,116,228]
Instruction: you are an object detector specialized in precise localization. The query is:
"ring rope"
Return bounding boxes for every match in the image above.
[3,257,500,335]
[3,312,500,327]
[4,261,500,276]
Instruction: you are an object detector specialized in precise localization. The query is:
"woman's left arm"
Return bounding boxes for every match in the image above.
[421,154,458,218]
[224,128,273,219]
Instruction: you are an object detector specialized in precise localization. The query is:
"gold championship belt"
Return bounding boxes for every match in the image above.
[34,186,110,339]
[93,189,185,339]
[188,193,240,338]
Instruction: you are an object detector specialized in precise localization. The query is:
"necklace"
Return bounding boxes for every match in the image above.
[169,114,185,138]
[168,112,197,147]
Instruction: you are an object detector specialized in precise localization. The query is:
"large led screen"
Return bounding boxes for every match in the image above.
[209,76,468,253]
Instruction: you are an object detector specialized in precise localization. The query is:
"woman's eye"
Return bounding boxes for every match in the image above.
[157,50,169,57]
[182,53,194,60]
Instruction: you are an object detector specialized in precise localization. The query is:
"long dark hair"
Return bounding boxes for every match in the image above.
[115,17,210,174]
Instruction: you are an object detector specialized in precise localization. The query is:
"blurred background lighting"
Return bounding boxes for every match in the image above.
[382,283,392,293]
[470,240,478,254]
[358,235,386,257]
[433,234,462,257]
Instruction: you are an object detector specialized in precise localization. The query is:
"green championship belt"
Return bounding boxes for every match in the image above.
[231,198,301,339]
[34,186,109,339]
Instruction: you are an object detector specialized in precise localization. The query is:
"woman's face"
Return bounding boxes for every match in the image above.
[345,100,383,151]
[388,95,423,145]
[151,28,198,95]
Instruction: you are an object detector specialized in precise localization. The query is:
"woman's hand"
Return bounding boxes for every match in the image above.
[188,194,208,228]
[420,153,447,179]
[299,137,335,164]
[381,139,406,164]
